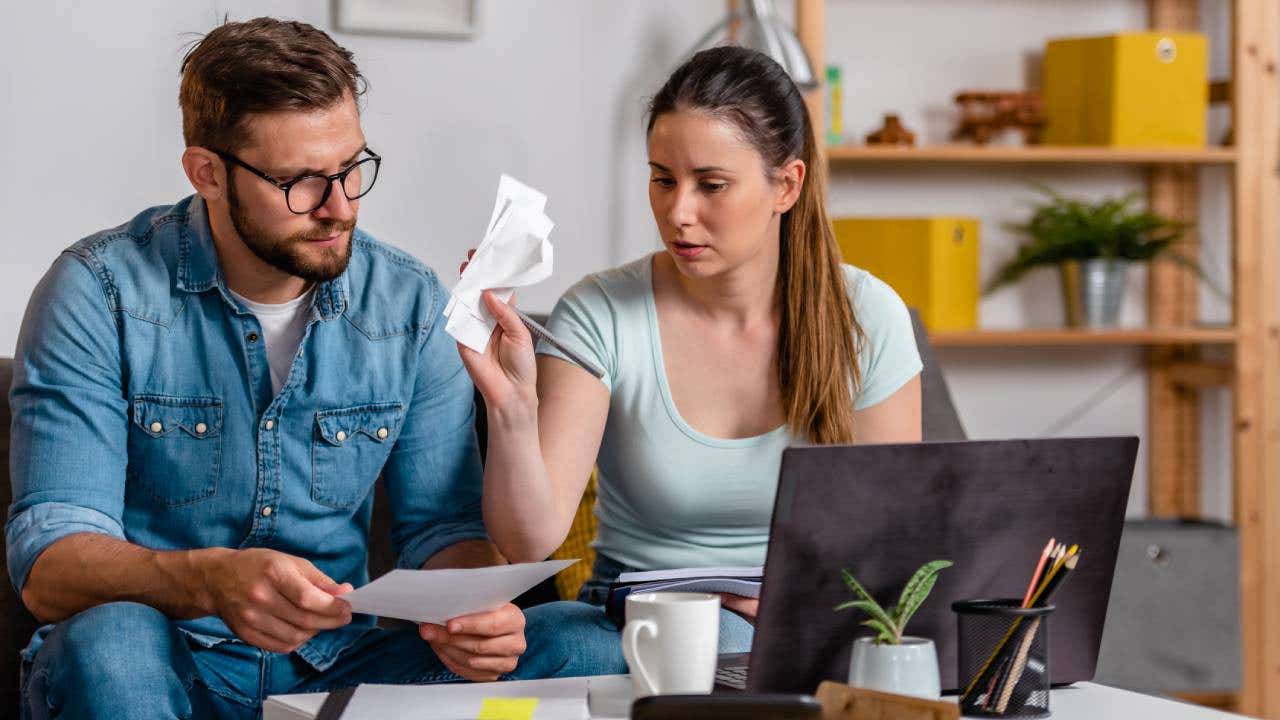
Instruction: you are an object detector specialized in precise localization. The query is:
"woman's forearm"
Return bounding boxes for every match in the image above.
[481,402,577,562]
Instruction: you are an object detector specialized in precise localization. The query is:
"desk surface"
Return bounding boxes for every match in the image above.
[264,676,1253,719]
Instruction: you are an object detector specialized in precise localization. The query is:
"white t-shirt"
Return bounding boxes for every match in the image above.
[229,287,315,394]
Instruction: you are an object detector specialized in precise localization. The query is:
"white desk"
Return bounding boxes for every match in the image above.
[264,674,1255,719]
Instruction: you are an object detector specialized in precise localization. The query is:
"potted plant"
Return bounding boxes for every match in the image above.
[836,560,952,699]
[986,187,1209,328]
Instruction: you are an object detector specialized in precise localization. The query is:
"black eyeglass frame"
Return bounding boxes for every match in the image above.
[215,147,382,214]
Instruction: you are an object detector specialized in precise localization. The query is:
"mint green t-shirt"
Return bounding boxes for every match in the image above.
[536,255,922,571]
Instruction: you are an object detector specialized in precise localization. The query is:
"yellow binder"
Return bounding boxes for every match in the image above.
[833,217,980,332]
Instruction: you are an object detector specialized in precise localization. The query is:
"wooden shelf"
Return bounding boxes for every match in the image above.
[795,1,1280,714]
[928,327,1238,347]
[827,144,1239,165]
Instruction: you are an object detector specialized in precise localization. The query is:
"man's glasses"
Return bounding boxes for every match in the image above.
[216,147,381,215]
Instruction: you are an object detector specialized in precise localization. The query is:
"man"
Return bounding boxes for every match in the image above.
[6,17,619,720]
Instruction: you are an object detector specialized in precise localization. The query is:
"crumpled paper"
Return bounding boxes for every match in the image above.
[444,174,554,352]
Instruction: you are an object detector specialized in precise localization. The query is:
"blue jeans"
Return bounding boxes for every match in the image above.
[20,600,627,720]
[577,554,756,655]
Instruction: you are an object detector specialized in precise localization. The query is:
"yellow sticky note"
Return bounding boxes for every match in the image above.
[477,697,538,720]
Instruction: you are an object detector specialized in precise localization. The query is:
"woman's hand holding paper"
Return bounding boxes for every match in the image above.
[458,288,539,425]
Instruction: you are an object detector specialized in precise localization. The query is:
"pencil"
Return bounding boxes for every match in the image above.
[1046,543,1072,577]
[1028,544,1073,605]
[1033,551,1080,607]
[1021,539,1056,608]
[996,617,1042,713]
[513,308,605,379]
[984,654,1010,709]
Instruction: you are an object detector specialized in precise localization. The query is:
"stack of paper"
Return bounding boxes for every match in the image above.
[346,677,588,720]
[613,566,765,596]
[445,175,555,353]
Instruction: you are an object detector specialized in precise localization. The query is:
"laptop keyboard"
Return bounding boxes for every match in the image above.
[714,663,749,690]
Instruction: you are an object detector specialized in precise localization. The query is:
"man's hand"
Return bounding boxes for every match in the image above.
[202,548,354,653]
[419,603,527,682]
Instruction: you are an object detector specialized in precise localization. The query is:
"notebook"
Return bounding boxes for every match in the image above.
[604,566,763,626]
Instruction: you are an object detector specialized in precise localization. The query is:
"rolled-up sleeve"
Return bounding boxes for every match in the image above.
[7,253,129,593]
[383,276,488,570]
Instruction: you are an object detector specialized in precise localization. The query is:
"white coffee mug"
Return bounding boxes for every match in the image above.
[621,592,721,698]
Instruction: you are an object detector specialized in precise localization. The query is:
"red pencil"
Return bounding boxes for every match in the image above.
[1021,538,1056,608]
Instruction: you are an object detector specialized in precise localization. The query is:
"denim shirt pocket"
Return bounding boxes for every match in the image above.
[311,402,404,510]
[128,394,223,506]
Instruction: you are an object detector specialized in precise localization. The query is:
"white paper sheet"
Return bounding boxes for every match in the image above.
[340,676,589,720]
[444,174,555,353]
[338,559,576,624]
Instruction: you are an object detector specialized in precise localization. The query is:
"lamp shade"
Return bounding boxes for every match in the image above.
[686,0,818,91]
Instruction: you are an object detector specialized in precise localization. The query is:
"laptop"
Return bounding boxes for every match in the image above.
[714,436,1138,695]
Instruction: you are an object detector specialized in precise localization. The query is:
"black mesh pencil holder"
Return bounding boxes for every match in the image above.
[952,599,1055,718]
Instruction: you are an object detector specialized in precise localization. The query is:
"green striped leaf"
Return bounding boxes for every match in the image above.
[894,560,953,632]
[860,618,897,645]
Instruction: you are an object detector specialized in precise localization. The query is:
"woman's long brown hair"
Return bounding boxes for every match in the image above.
[648,46,864,444]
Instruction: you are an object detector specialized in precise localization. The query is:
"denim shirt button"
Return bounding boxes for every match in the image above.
[377,427,389,439]
[265,419,275,430]
[195,422,208,435]
[335,430,347,442]
[246,332,259,343]
[149,421,163,433]
[261,506,272,517]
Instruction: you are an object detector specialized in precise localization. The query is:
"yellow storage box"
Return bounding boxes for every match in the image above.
[1043,32,1208,147]
[833,217,979,332]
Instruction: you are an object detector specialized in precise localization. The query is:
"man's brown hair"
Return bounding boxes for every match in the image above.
[179,17,365,152]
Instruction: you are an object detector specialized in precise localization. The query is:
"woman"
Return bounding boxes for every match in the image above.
[462,46,921,652]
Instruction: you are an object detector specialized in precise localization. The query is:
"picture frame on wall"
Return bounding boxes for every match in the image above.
[333,0,480,40]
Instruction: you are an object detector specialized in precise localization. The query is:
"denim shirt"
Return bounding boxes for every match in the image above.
[6,196,487,670]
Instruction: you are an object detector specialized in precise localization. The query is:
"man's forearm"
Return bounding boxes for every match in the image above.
[21,532,225,623]
[423,538,507,570]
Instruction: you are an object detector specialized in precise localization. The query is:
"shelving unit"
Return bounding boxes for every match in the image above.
[827,144,1239,165]
[927,327,1238,348]
[793,0,1280,716]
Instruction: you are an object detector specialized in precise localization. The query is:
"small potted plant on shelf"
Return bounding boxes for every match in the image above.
[985,187,1211,328]
[836,560,952,699]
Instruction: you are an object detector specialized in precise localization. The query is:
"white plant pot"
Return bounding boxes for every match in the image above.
[847,636,941,700]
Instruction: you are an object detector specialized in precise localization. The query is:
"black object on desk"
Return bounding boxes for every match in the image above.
[954,599,1054,718]
[632,693,822,719]
[315,685,356,720]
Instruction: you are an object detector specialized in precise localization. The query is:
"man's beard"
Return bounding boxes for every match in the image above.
[227,175,355,283]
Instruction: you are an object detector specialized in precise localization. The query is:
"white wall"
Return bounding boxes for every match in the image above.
[0,0,1236,520]
[0,0,721,345]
